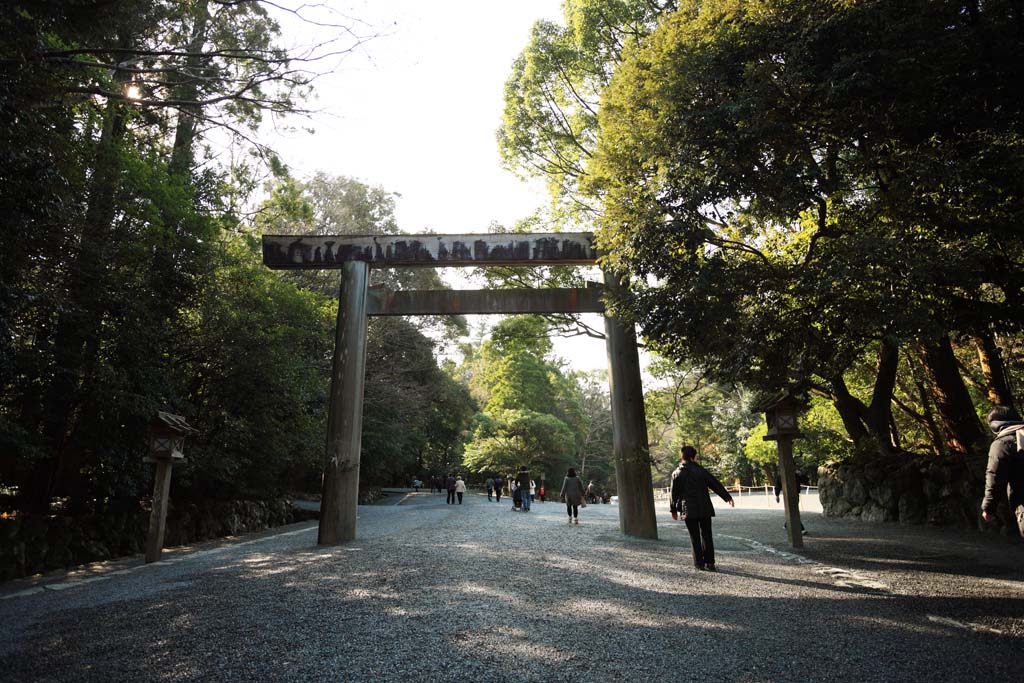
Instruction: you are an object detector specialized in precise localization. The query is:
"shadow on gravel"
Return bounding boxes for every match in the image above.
[3,513,1022,682]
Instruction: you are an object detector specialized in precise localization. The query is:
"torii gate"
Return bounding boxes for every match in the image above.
[262,233,658,544]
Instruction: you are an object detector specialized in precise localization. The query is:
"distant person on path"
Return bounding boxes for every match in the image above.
[446,474,457,505]
[455,475,466,504]
[586,480,596,504]
[485,477,494,501]
[517,466,532,511]
[774,469,809,535]
[670,445,734,571]
[981,405,1024,536]
[493,475,503,503]
[529,479,536,503]
[560,467,585,524]
[539,481,546,503]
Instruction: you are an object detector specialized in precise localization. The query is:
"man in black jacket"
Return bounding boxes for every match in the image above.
[670,445,735,571]
[981,406,1024,537]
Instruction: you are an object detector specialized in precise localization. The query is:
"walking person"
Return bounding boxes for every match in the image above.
[529,479,536,504]
[670,445,734,571]
[981,405,1024,536]
[493,474,503,503]
[485,477,494,501]
[517,466,532,511]
[455,475,466,504]
[446,473,457,505]
[560,467,585,524]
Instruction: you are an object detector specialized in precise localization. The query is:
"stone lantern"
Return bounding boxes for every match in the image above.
[752,392,808,548]
[763,395,805,441]
[145,411,197,563]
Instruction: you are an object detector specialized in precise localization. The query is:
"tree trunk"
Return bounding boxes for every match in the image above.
[974,331,1015,409]
[865,334,900,452]
[829,374,869,446]
[26,38,136,513]
[904,350,946,455]
[919,334,985,455]
[829,334,900,457]
[168,0,210,178]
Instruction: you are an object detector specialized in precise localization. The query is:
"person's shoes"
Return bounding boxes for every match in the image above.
[574,518,579,525]
[704,565,717,572]
[568,518,574,524]
[802,529,808,535]
[694,564,705,571]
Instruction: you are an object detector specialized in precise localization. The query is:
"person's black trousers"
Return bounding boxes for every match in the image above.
[684,517,715,568]
[447,490,455,504]
[457,492,463,504]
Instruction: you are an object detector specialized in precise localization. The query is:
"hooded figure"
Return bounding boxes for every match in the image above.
[981,405,1024,536]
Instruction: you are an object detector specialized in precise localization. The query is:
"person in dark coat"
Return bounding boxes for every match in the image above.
[559,467,586,524]
[446,473,457,505]
[670,445,734,571]
[493,475,503,503]
[516,466,532,511]
[981,405,1024,536]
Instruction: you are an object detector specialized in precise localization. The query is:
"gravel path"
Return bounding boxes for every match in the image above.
[1,491,1021,682]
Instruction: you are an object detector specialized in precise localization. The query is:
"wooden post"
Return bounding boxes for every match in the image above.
[777,437,804,548]
[604,271,658,539]
[319,261,370,545]
[145,460,173,563]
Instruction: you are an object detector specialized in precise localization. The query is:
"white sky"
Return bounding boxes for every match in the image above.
[263,1,612,373]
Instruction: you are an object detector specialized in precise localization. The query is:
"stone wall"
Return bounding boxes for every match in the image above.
[817,452,1017,533]
[0,498,295,581]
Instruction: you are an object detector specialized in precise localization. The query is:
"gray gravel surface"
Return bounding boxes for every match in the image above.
[1,491,1021,682]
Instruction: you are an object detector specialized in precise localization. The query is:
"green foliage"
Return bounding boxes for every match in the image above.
[744,397,851,478]
[588,0,1024,392]
[172,235,332,498]
[499,0,669,222]
[361,317,476,484]
[0,3,478,511]
[455,315,619,486]
[463,409,575,477]
[644,361,763,485]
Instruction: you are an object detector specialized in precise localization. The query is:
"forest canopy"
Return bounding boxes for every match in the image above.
[501,0,1024,478]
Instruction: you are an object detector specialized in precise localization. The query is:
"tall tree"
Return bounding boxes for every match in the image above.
[0,1,365,509]
[584,0,1024,456]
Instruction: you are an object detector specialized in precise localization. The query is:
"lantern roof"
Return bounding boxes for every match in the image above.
[151,411,197,436]
[750,387,809,415]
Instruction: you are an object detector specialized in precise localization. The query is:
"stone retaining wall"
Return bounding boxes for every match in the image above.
[0,498,295,581]
[817,452,1017,533]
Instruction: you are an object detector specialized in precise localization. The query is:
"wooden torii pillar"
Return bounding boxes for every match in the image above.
[262,233,658,543]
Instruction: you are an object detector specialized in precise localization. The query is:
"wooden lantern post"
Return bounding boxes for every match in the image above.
[145,412,196,563]
[754,393,808,548]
